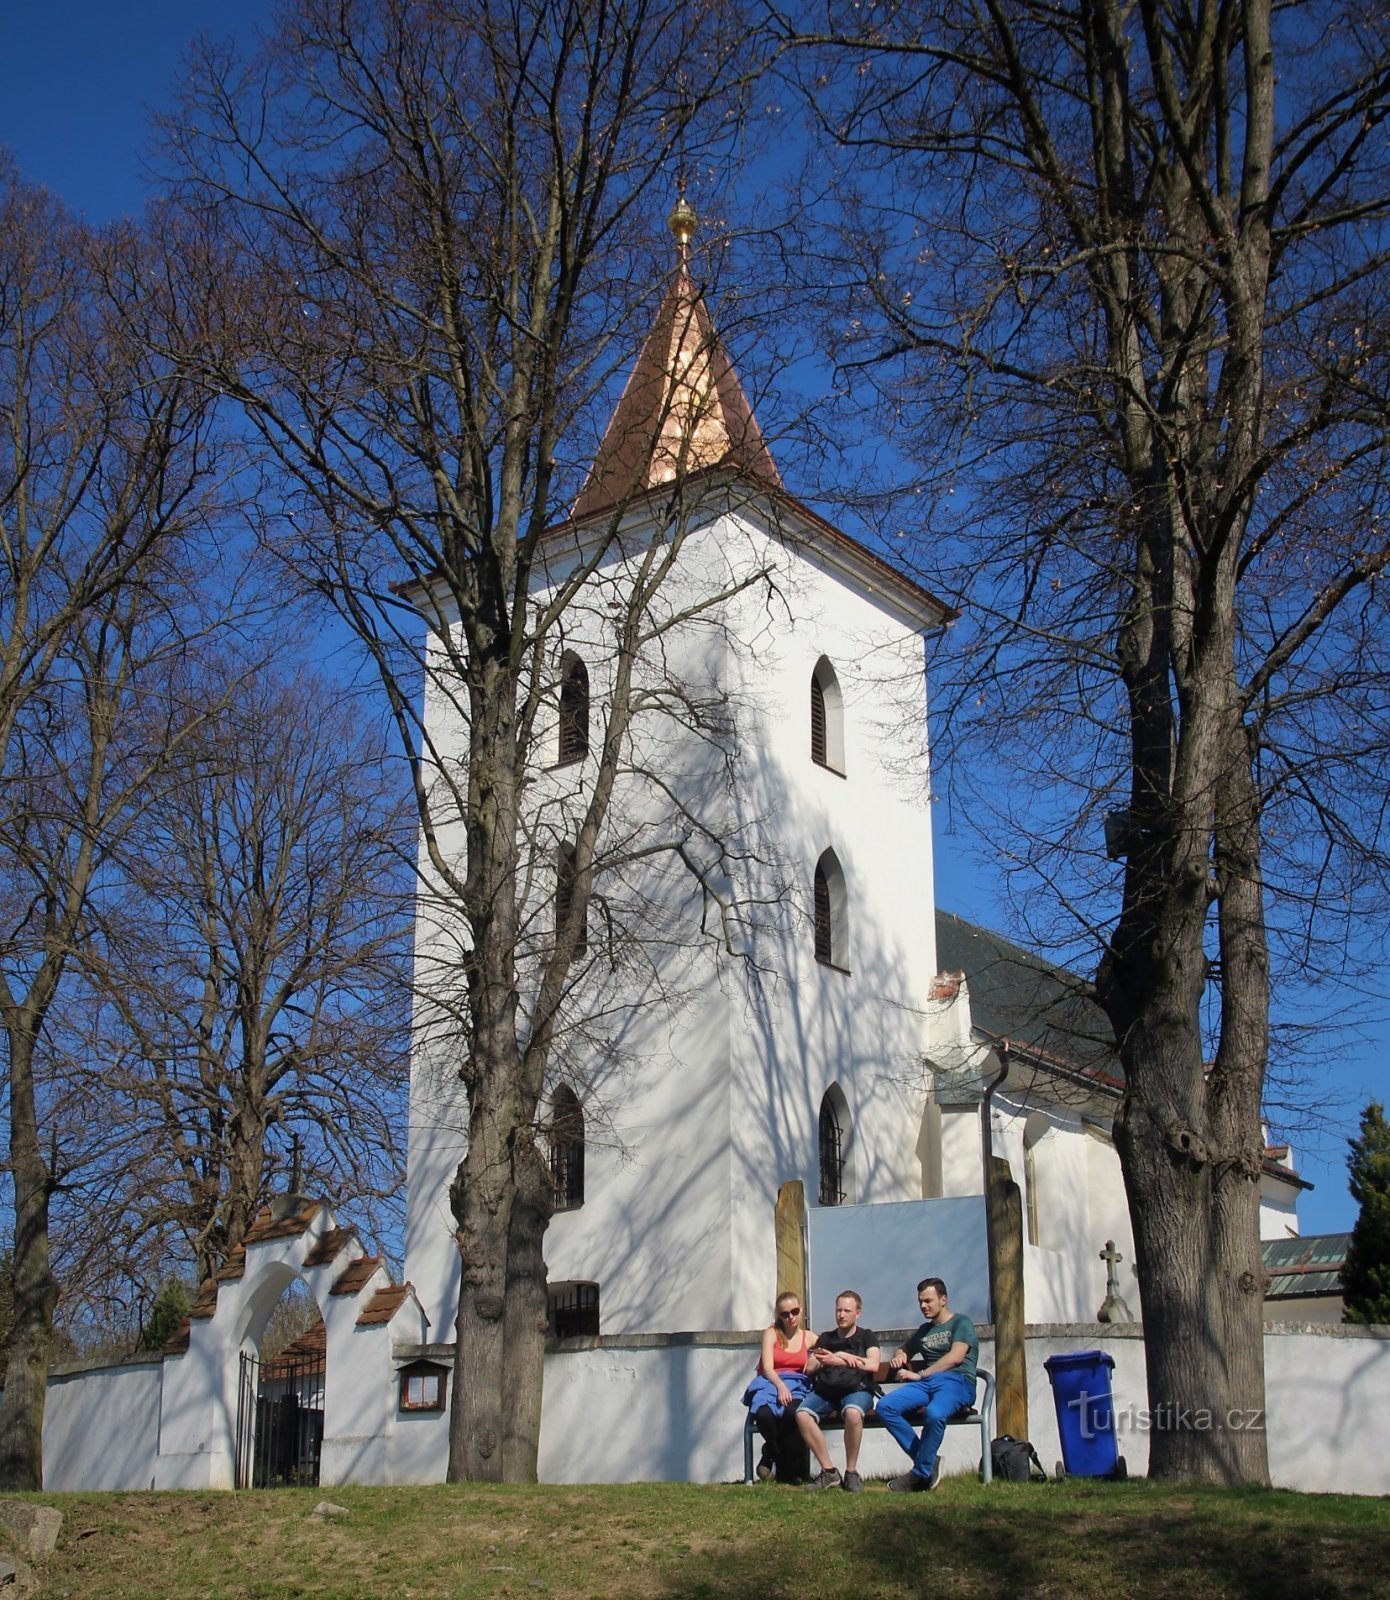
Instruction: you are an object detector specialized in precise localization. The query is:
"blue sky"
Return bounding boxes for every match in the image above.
[1,2,1380,1236]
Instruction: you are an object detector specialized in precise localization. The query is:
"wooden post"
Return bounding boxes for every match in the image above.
[986,1154,1028,1441]
[774,1181,807,1312]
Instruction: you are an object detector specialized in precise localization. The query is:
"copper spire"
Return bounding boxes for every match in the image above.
[571,197,782,521]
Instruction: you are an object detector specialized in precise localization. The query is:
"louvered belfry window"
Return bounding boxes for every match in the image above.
[811,674,827,766]
[550,1087,585,1211]
[814,862,832,964]
[819,1093,846,1206]
[558,654,589,764]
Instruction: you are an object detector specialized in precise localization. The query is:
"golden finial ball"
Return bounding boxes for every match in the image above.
[667,196,698,247]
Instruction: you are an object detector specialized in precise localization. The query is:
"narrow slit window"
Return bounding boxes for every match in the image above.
[813,849,847,969]
[810,658,844,772]
[557,652,590,765]
[550,1086,585,1211]
[818,1087,850,1206]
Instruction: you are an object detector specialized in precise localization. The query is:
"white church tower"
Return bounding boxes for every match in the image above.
[403,201,957,1341]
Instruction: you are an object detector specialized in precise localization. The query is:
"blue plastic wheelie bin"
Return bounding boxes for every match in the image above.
[1043,1349,1126,1479]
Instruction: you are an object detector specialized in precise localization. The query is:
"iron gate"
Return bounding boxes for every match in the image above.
[235,1347,326,1489]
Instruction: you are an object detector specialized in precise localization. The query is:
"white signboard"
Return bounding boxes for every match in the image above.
[806,1196,991,1336]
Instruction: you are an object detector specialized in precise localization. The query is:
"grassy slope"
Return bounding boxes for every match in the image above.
[18,1476,1390,1600]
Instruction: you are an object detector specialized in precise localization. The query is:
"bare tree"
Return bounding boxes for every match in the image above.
[166,0,777,1480]
[0,160,232,1487]
[793,1,1390,1482]
[84,649,411,1286]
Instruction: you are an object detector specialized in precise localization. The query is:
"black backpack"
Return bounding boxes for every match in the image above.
[989,1435,1047,1482]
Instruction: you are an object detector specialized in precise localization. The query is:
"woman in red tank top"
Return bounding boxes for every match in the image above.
[742,1292,818,1482]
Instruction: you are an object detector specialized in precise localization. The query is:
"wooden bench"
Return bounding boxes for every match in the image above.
[742,1367,996,1485]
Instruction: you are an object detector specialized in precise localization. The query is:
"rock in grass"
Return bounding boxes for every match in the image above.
[310,1501,350,1520]
[0,1554,35,1588]
[0,1501,62,1559]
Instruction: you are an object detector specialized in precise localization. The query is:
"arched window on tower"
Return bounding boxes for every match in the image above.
[557,652,590,765]
[550,1086,585,1211]
[813,849,848,969]
[555,842,588,957]
[818,1084,853,1205]
[810,657,845,773]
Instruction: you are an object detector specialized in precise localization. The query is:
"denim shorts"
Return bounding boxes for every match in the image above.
[800,1386,875,1418]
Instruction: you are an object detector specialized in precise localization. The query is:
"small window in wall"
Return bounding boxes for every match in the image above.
[810,658,845,773]
[555,842,588,956]
[813,849,848,969]
[548,1281,600,1339]
[818,1084,852,1206]
[398,1359,449,1412]
[550,1086,585,1211]
[557,652,590,765]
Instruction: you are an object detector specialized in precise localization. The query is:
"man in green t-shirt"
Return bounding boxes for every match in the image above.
[877,1277,978,1492]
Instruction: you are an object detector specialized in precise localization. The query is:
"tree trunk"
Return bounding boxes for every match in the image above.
[448,1097,513,1482]
[1104,604,1272,1484]
[501,1135,553,1482]
[0,1031,57,1489]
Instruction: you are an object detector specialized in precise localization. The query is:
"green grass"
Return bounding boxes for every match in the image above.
[14,1474,1390,1600]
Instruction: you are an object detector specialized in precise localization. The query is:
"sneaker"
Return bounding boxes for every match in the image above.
[806,1467,842,1490]
[927,1456,944,1491]
[887,1471,931,1493]
[756,1446,775,1482]
[841,1471,863,1493]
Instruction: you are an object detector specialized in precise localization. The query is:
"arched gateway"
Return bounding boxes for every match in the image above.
[158,1199,430,1490]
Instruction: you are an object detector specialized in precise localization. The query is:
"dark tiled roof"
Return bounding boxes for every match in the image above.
[262,1319,327,1375]
[303,1227,356,1268]
[242,1201,322,1246]
[356,1284,413,1327]
[1262,1232,1350,1299]
[330,1255,384,1297]
[935,910,1121,1086]
[189,1280,220,1320]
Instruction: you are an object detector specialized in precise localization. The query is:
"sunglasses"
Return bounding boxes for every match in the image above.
[779,1307,802,1316]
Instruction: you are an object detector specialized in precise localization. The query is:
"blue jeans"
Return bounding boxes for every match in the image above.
[875,1370,976,1479]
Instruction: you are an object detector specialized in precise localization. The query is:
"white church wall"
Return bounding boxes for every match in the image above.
[43,1359,161,1490]
[402,498,954,1339]
[717,512,943,1328]
[995,1088,1138,1326]
[939,1105,985,1196]
[1259,1179,1301,1241]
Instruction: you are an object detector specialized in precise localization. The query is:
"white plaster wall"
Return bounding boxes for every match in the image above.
[38,1322,1390,1493]
[991,1088,1138,1326]
[533,1333,976,1485]
[939,1105,985,1196]
[721,514,942,1329]
[43,1361,161,1490]
[1260,1182,1301,1241]
[1263,1324,1390,1491]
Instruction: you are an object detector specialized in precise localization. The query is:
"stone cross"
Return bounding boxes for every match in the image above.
[1097,1238,1135,1324]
